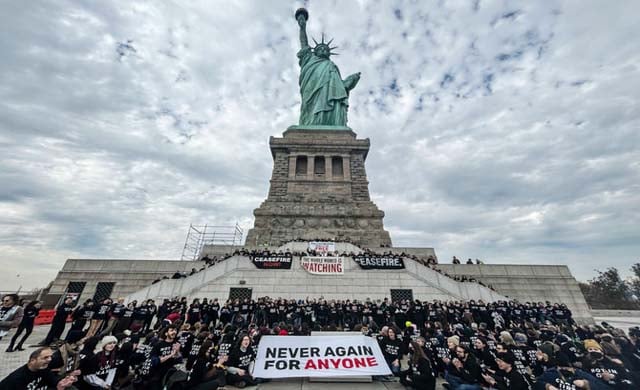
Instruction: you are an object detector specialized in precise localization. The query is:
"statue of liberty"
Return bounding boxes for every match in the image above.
[295,8,361,127]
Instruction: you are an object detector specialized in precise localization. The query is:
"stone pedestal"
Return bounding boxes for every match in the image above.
[245,127,392,248]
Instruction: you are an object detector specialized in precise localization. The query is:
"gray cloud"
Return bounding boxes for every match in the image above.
[1,1,639,290]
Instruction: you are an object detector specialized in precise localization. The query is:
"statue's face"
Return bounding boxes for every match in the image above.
[315,45,330,59]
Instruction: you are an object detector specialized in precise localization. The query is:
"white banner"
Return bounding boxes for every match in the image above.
[253,335,391,378]
[301,256,344,274]
[308,241,335,254]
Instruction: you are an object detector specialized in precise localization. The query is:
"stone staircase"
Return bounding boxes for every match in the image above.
[126,252,507,303]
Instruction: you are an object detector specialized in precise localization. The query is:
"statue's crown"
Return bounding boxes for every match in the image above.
[312,33,339,56]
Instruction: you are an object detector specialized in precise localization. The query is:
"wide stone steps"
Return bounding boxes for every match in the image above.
[126,254,507,303]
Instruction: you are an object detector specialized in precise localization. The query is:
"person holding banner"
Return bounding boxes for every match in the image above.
[226,334,258,388]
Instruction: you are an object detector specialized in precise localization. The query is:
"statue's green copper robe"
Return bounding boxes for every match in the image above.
[297,47,348,126]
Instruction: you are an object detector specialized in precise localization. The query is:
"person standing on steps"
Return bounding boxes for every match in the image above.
[40,296,75,346]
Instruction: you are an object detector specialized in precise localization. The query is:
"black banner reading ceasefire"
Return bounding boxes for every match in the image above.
[353,256,405,270]
[251,254,293,269]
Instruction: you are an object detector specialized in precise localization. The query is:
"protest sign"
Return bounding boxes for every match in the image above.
[253,335,391,378]
[353,255,405,270]
[308,241,336,254]
[301,256,344,275]
[251,254,293,269]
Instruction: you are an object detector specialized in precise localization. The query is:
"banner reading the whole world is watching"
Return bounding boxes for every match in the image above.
[252,335,391,378]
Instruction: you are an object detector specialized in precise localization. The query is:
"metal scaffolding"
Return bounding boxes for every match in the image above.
[180,223,244,261]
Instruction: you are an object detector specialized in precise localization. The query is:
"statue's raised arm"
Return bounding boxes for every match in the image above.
[293,8,360,128]
[296,8,309,49]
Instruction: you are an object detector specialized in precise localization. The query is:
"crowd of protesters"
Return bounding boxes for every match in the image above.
[152,248,510,293]
[3,292,640,389]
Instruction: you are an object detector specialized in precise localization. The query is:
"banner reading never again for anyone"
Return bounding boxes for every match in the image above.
[252,335,391,378]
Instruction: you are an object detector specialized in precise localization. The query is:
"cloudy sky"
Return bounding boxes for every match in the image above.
[1,0,639,291]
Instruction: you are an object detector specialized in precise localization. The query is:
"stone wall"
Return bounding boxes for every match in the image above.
[49,259,199,302]
[48,257,592,323]
[126,255,505,305]
[245,128,392,248]
[436,264,592,322]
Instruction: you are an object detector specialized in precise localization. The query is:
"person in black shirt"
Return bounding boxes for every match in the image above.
[6,300,41,352]
[482,352,531,390]
[78,335,119,389]
[0,347,78,389]
[100,298,125,337]
[177,323,195,359]
[155,299,171,330]
[41,297,75,346]
[186,340,228,389]
[143,299,157,332]
[472,336,498,371]
[187,299,202,326]
[582,339,635,389]
[87,298,111,337]
[220,303,232,326]
[187,331,210,371]
[402,340,436,390]
[114,302,135,334]
[131,302,149,333]
[226,334,258,387]
[209,298,221,327]
[380,327,402,380]
[69,299,94,334]
[444,345,482,390]
[149,324,181,387]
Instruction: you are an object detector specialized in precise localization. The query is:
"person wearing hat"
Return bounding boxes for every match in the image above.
[472,336,498,371]
[77,335,119,389]
[582,339,636,389]
[532,342,558,377]
[481,352,531,390]
[535,352,610,390]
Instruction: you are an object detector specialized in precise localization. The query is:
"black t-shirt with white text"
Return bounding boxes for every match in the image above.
[0,365,58,390]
